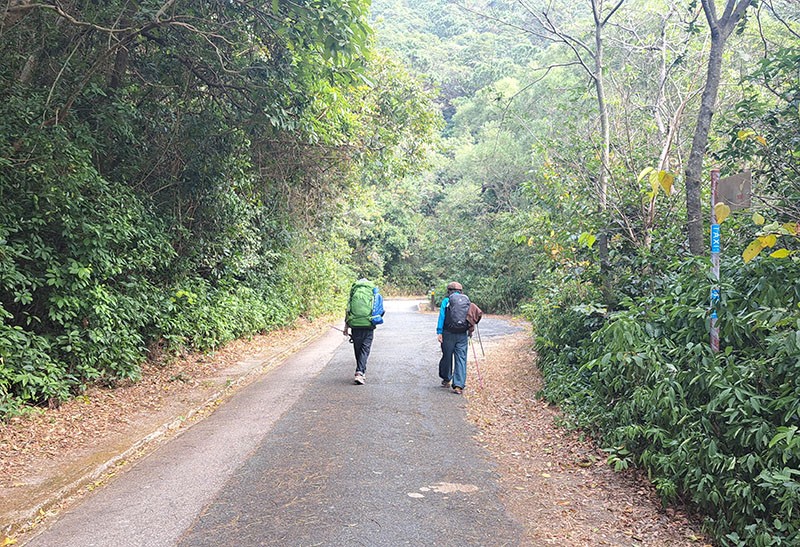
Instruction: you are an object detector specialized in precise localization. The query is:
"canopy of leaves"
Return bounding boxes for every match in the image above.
[0,0,439,414]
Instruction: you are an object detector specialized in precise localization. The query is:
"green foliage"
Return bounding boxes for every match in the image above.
[715,47,800,220]
[0,126,169,398]
[522,38,800,546]
[532,256,800,545]
[0,0,440,418]
[523,276,605,413]
[0,321,68,413]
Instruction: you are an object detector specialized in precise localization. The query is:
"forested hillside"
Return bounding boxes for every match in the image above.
[0,0,438,415]
[370,0,800,544]
[2,0,800,544]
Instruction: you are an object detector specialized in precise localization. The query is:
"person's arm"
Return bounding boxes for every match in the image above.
[436,296,448,342]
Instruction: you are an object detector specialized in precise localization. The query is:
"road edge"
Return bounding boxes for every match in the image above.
[4,325,331,544]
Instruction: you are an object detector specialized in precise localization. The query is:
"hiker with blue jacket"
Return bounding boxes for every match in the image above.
[437,281,474,395]
[344,278,384,385]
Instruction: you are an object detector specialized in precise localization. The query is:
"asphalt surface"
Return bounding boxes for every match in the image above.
[24,299,525,547]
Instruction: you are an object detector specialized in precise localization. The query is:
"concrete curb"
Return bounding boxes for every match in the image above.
[6,327,328,542]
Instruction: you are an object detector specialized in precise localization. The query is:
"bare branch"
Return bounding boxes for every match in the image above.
[724,0,751,23]
[762,0,800,39]
[154,0,179,22]
[42,33,84,125]
[8,2,135,33]
[501,61,582,116]
[602,0,626,27]
[700,0,718,28]
[453,2,532,36]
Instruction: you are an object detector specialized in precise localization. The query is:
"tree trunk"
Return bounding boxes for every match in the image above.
[593,1,614,305]
[685,38,724,254]
[684,0,752,255]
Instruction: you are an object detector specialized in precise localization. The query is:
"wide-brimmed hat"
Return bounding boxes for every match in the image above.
[446,281,463,291]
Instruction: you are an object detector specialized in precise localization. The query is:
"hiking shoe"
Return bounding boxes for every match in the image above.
[453,386,463,395]
[441,379,451,388]
[354,373,365,385]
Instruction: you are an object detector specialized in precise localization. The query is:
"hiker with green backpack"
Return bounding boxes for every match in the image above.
[343,278,385,385]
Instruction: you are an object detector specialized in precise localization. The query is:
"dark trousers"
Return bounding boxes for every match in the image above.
[439,331,468,388]
[351,327,374,375]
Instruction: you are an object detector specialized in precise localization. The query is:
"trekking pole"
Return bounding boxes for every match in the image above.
[470,337,484,389]
[330,325,353,343]
[476,323,485,357]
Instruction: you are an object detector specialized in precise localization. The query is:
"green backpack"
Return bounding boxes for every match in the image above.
[346,280,376,328]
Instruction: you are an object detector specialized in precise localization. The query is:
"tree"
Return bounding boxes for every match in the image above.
[684,0,752,254]
[0,0,445,412]
[524,0,625,303]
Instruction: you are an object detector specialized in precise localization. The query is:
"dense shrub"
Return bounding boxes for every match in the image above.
[0,0,442,419]
[0,124,353,417]
[531,255,800,545]
[0,129,169,400]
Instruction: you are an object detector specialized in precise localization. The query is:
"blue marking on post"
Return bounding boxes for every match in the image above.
[711,310,718,319]
[711,287,720,304]
[711,224,721,253]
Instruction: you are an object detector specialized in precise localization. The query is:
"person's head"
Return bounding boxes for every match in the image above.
[446,281,462,295]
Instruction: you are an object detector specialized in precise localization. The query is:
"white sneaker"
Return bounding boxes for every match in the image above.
[354,373,365,385]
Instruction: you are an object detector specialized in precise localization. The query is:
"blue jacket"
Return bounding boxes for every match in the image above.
[436,291,461,334]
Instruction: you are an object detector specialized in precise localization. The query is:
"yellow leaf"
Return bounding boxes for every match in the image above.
[760,234,778,248]
[770,249,791,259]
[714,202,731,224]
[2,537,18,546]
[658,171,674,195]
[649,171,660,195]
[753,212,765,225]
[637,166,654,183]
[756,135,767,146]
[783,222,799,235]
[743,239,765,263]
[737,129,755,140]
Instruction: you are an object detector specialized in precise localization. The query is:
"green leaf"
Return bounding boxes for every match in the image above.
[649,170,660,195]
[578,232,596,249]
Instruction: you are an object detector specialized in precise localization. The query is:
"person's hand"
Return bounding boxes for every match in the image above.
[437,334,442,343]
[343,326,349,336]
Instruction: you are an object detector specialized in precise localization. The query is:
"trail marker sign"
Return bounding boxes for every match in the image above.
[717,170,752,210]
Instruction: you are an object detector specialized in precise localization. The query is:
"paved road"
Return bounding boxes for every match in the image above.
[25,299,525,546]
